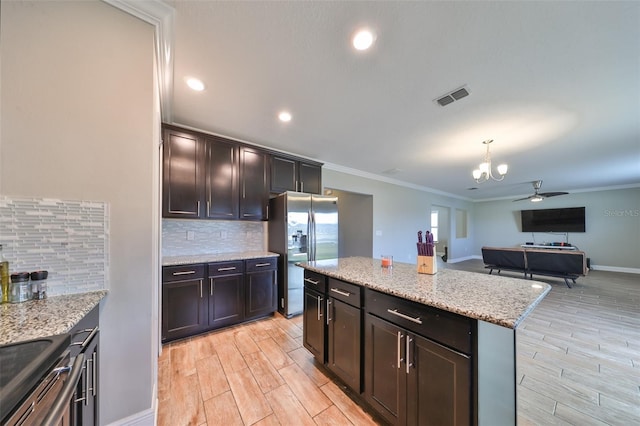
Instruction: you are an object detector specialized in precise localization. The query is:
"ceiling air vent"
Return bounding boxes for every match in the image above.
[435,85,470,107]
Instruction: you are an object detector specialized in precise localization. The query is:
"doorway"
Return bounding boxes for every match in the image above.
[431,205,451,258]
[325,188,373,258]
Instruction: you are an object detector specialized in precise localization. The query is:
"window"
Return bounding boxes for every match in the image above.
[431,210,439,242]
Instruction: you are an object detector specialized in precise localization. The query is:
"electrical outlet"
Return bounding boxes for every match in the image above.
[186,231,195,241]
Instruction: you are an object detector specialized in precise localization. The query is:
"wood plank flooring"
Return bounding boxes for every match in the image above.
[158,261,640,425]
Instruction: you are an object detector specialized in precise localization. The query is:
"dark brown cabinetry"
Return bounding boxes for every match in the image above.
[204,136,239,219]
[70,305,100,426]
[240,147,269,220]
[162,257,277,343]
[208,261,244,328]
[162,264,208,341]
[364,289,472,426]
[303,270,326,362]
[245,257,277,319]
[162,127,203,219]
[326,278,362,392]
[270,155,322,194]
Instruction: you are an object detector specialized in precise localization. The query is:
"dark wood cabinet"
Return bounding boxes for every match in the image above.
[240,146,269,220]
[162,258,278,342]
[70,305,100,426]
[162,127,203,219]
[245,257,277,320]
[303,270,327,363]
[270,154,322,194]
[162,264,207,341]
[208,261,244,328]
[326,279,362,393]
[204,135,239,219]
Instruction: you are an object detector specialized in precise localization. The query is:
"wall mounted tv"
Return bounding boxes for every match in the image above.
[520,207,586,233]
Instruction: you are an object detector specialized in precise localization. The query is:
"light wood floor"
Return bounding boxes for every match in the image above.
[158,260,640,425]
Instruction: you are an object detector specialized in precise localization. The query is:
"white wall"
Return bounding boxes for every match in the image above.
[473,187,640,271]
[1,1,156,423]
[323,168,476,263]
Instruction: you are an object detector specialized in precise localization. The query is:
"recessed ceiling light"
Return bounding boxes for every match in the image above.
[278,111,292,122]
[352,29,375,51]
[186,77,205,91]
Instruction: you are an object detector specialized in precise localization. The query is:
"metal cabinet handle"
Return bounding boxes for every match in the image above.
[172,270,196,276]
[316,296,321,321]
[254,262,271,267]
[304,278,320,285]
[210,278,214,296]
[199,280,203,298]
[71,326,99,349]
[387,308,423,324]
[397,331,403,369]
[91,350,97,397]
[197,201,201,215]
[43,354,85,425]
[84,357,91,406]
[207,200,210,216]
[217,267,237,272]
[301,181,304,192]
[326,299,332,325]
[406,336,413,374]
[330,288,351,297]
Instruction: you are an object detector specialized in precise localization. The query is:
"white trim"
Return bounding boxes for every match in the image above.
[591,265,640,274]
[447,255,479,263]
[102,0,174,123]
[105,408,155,426]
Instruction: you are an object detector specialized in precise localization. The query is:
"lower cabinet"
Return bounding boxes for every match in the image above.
[162,257,277,343]
[303,270,327,362]
[70,305,100,426]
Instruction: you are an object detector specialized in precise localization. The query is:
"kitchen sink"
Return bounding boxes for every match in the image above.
[0,333,71,421]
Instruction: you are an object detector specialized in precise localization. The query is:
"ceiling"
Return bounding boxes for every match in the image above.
[164,0,640,201]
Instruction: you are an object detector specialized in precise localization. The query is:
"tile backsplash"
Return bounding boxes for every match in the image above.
[0,196,109,296]
[162,219,266,257]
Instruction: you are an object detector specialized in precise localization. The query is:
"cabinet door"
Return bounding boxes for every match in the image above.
[78,331,99,426]
[327,298,361,392]
[162,278,207,341]
[162,127,203,218]
[407,334,471,426]
[299,162,322,194]
[209,274,244,329]
[204,136,239,219]
[270,155,298,193]
[364,313,407,425]
[239,146,269,220]
[245,269,277,320]
[303,287,325,363]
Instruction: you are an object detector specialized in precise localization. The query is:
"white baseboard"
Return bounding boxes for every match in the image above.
[591,265,640,274]
[106,383,157,426]
[446,255,479,263]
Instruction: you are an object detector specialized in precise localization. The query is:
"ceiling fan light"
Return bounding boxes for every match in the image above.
[479,162,489,173]
[531,196,543,202]
[497,164,508,175]
[472,169,482,180]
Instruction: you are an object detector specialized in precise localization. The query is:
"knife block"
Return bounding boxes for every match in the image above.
[417,255,437,275]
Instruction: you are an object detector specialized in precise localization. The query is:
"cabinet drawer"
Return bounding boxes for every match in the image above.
[163,264,206,283]
[365,289,472,354]
[327,278,361,308]
[245,257,277,272]
[208,261,244,277]
[303,270,326,293]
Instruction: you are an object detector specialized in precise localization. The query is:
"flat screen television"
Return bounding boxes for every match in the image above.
[521,207,586,233]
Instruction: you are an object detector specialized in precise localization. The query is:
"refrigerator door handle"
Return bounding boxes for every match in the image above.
[311,210,317,261]
[307,209,312,261]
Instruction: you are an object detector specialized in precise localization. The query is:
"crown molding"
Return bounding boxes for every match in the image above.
[102,0,174,122]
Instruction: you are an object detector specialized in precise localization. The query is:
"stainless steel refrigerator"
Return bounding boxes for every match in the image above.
[268,191,339,317]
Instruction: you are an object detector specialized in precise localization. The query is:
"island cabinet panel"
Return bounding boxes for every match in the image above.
[208,261,245,328]
[364,289,473,426]
[303,271,327,362]
[162,127,203,219]
[240,146,270,220]
[204,135,239,219]
[327,278,362,392]
[162,264,208,341]
[245,257,278,320]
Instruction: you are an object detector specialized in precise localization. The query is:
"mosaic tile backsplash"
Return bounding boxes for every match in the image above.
[0,196,109,296]
[162,219,266,257]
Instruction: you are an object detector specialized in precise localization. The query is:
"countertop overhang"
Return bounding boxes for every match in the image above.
[0,291,107,346]
[163,251,279,266]
[297,257,551,329]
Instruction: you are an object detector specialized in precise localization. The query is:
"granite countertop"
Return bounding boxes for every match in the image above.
[297,257,551,329]
[0,290,107,345]
[163,251,279,266]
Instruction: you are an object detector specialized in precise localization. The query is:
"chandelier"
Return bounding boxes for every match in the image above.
[472,140,508,183]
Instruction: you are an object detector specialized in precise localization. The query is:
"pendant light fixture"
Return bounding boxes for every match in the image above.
[472,140,508,183]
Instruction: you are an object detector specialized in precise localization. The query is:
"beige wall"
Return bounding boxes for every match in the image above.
[1,1,157,423]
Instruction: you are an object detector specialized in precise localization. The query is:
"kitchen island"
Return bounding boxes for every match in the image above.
[297,257,550,426]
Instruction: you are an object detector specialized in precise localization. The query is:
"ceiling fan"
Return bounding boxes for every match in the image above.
[513,180,568,202]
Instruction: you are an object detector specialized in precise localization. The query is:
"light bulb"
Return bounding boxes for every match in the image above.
[353,29,375,51]
[497,164,508,175]
[472,169,482,180]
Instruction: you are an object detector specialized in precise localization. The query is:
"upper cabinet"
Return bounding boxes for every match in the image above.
[162,124,320,220]
[270,154,322,194]
[239,146,269,220]
[162,127,203,219]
